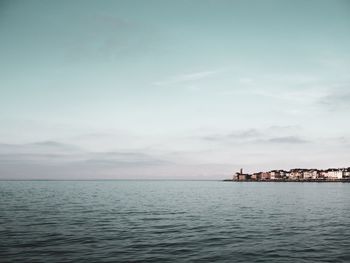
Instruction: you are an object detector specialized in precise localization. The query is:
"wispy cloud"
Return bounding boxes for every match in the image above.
[200,127,308,145]
[153,70,221,87]
[82,151,171,166]
[65,15,160,63]
[202,129,262,142]
[267,136,308,144]
[0,141,172,178]
[253,88,330,104]
[318,88,350,110]
[0,141,82,154]
[233,73,350,108]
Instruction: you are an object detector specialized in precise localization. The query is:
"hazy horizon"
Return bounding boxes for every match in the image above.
[1,0,350,179]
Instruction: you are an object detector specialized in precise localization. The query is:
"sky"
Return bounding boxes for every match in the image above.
[1,0,350,179]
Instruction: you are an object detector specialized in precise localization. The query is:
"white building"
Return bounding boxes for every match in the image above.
[303,169,318,179]
[270,170,280,180]
[344,168,350,178]
[289,169,303,179]
[324,169,343,179]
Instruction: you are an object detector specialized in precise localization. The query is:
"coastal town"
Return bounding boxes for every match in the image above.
[226,168,350,182]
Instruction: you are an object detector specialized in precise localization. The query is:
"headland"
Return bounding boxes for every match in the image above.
[225,168,350,182]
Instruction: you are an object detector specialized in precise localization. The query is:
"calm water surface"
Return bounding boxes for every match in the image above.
[0,181,349,262]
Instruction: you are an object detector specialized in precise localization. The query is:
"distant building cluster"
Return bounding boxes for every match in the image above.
[232,168,350,181]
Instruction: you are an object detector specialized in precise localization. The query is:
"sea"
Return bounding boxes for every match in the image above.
[0,180,349,262]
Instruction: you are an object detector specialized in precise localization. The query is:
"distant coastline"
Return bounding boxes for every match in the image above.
[225,168,350,182]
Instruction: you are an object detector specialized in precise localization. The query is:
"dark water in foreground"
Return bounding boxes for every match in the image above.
[0,181,350,262]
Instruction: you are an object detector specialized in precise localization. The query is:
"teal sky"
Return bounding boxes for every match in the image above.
[1,0,350,179]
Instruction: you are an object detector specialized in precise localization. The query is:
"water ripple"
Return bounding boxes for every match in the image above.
[1,181,350,262]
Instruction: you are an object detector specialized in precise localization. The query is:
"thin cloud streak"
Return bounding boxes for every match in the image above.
[153,70,221,87]
[200,127,308,145]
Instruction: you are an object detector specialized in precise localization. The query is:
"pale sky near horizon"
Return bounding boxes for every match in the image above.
[1,0,350,179]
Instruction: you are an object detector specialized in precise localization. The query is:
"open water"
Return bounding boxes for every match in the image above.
[0,181,349,262]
